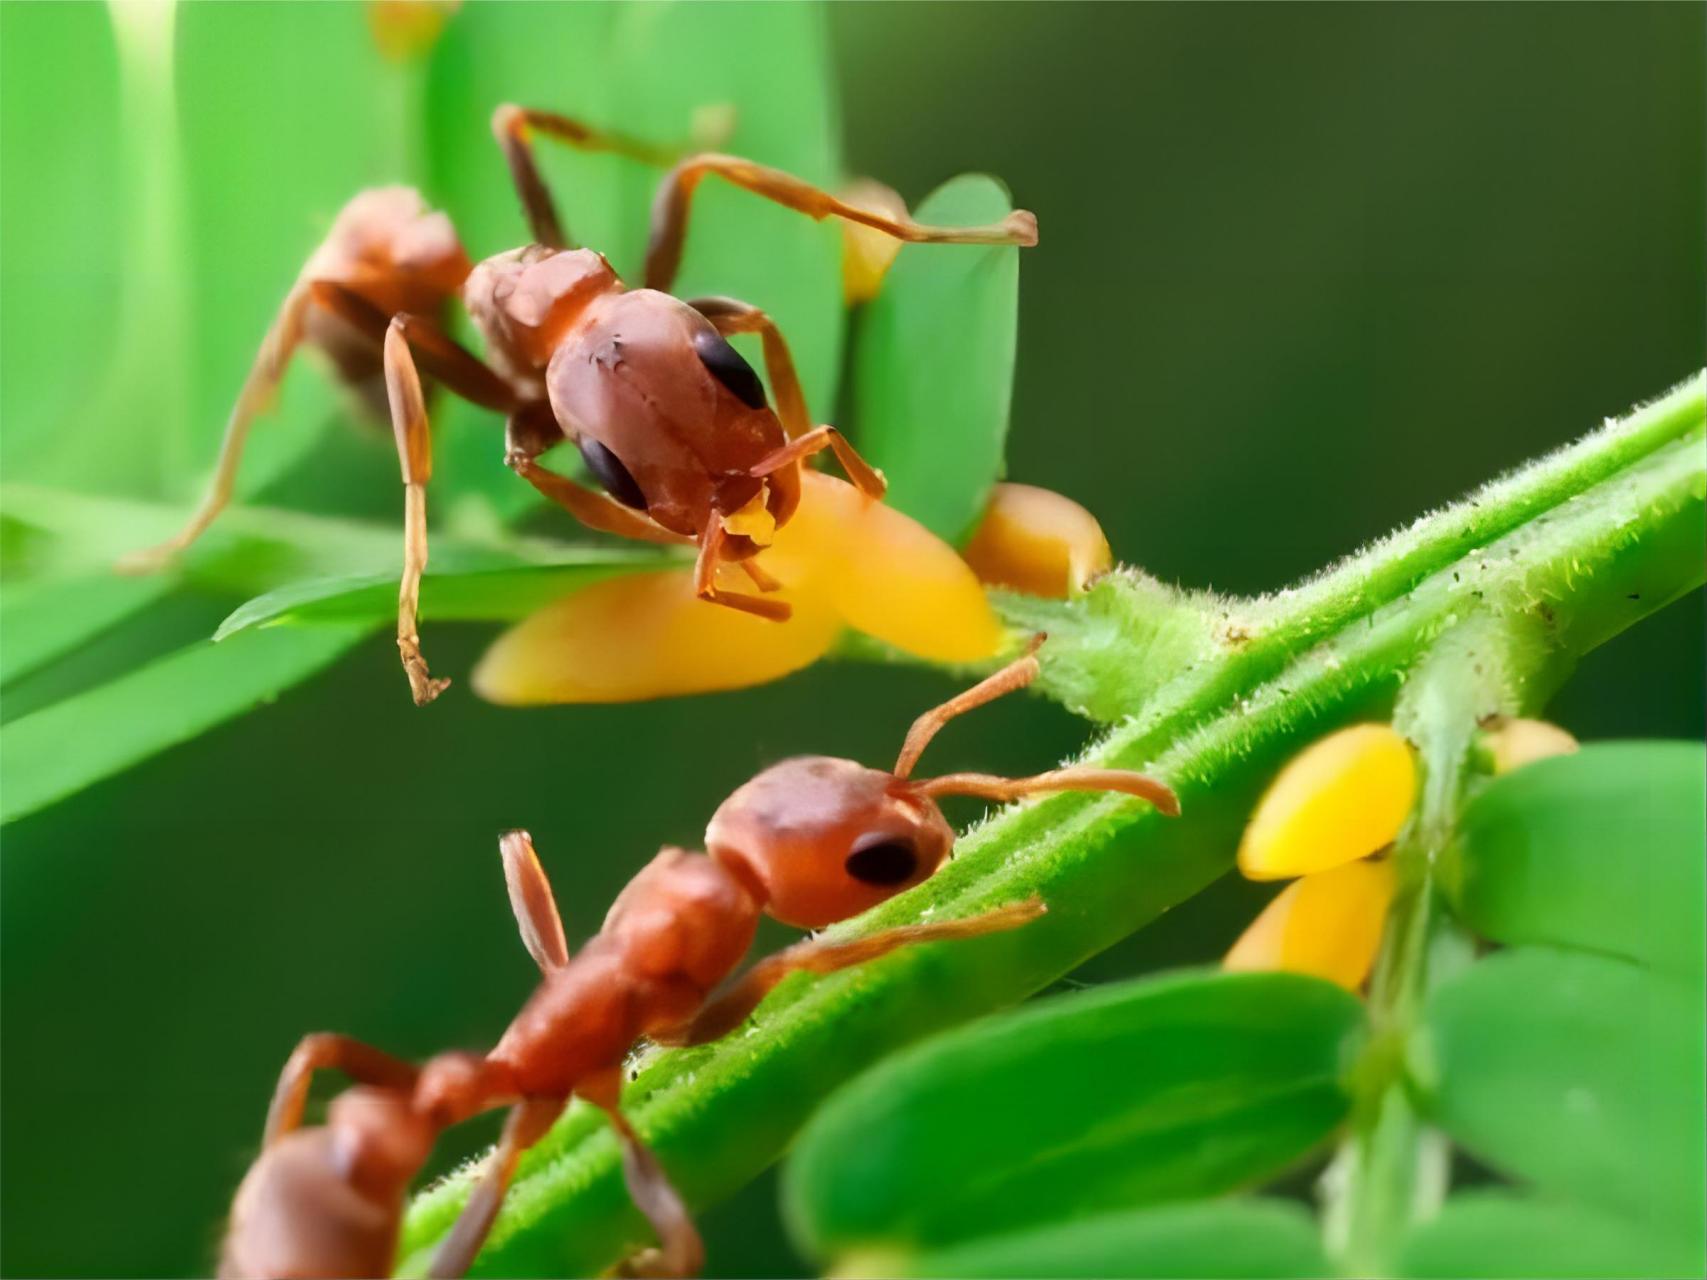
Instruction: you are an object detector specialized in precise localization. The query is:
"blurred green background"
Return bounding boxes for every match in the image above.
[1,3,1701,1277]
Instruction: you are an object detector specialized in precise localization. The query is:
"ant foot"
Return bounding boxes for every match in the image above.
[399,637,450,706]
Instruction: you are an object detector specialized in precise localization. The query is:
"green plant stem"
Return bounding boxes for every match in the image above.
[401,379,1705,1277]
[1321,614,1544,1273]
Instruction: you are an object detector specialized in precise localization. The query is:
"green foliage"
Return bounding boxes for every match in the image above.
[852,175,1022,539]
[1444,743,1706,979]
[899,1200,1333,1279]
[783,970,1363,1257]
[401,385,1704,1276]
[1398,1192,1705,1280]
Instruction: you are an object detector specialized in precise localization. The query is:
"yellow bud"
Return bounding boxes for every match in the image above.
[962,482,1114,598]
[1224,858,1397,991]
[472,569,839,704]
[723,483,778,546]
[1238,724,1416,880]
[368,0,455,61]
[1481,716,1579,775]
[761,471,1003,663]
[840,179,909,305]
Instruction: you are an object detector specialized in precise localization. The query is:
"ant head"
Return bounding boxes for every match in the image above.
[326,1088,434,1195]
[706,757,954,929]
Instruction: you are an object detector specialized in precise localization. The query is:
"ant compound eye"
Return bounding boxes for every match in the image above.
[693,328,767,410]
[844,837,919,886]
[578,437,647,509]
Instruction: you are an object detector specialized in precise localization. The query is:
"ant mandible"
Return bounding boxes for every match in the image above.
[121,106,1038,705]
[234,644,1179,1278]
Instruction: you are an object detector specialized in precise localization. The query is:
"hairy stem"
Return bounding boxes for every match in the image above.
[401,377,1704,1277]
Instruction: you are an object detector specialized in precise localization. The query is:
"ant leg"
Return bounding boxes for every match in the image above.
[653,900,1046,1049]
[309,282,518,413]
[911,767,1181,817]
[579,1069,704,1279]
[381,321,451,706]
[427,1093,567,1279]
[263,1033,418,1147]
[892,636,1047,778]
[646,154,1038,292]
[498,830,570,974]
[694,520,791,622]
[504,410,690,547]
[685,297,810,440]
[116,284,314,573]
[748,426,886,500]
[492,105,679,250]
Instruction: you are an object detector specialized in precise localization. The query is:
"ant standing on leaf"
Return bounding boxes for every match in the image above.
[120,105,1038,705]
[222,643,1180,1278]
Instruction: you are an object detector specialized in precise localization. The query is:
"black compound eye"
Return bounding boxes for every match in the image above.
[845,838,919,886]
[693,328,767,410]
[578,436,647,509]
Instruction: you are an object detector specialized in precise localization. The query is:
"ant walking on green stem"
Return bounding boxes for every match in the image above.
[221,645,1177,1278]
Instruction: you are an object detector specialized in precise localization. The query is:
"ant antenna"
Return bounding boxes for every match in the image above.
[893,634,1048,779]
[911,767,1180,816]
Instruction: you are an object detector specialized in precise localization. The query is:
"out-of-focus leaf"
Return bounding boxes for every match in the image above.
[1399,1191,1703,1279]
[422,1,844,519]
[782,970,1363,1259]
[0,576,168,687]
[899,1199,1333,1279]
[851,175,1022,540]
[0,3,123,484]
[1445,742,1705,982]
[172,1,411,498]
[1425,947,1705,1237]
[0,624,372,827]
[215,554,675,639]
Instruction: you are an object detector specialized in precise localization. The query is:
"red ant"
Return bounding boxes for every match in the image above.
[121,107,1037,705]
[223,645,1178,1278]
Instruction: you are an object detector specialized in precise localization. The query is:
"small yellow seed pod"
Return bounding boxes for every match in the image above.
[839,179,909,305]
[1237,724,1417,880]
[759,471,1004,663]
[962,482,1114,599]
[473,570,841,705]
[1224,858,1397,991]
[1480,716,1579,775]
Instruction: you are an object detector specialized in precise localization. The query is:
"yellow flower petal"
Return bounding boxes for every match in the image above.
[962,482,1113,598]
[472,569,840,705]
[761,471,1003,663]
[1481,716,1579,775]
[1238,724,1417,880]
[839,179,909,305]
[1224,858,1397,991]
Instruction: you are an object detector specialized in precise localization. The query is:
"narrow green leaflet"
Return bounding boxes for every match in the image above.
[851,175,1022,540]
[1424,946,1706,1237]
[215,554,677,639]
[900,1199,1333,1280]
[1398,1191,1705,1279]
[782,971,1363,1259]
[1444,742,1706,981]
[0,624,372,827]
[0,576,168,688]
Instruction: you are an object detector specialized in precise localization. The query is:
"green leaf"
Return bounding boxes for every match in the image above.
[215,553,676,639]
[1399,1191,1704,1279]
[782,971,1363,1259]
[1445,742,1706,981]
[1424,947,1706,1237]
[899,1199,1334,1280]
[851,175,1022,540]
[0,624,372,827]
[0,575,168,687]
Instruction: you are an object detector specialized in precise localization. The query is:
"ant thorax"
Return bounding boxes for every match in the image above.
[462,245,622,386]
[601,848,761,990]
